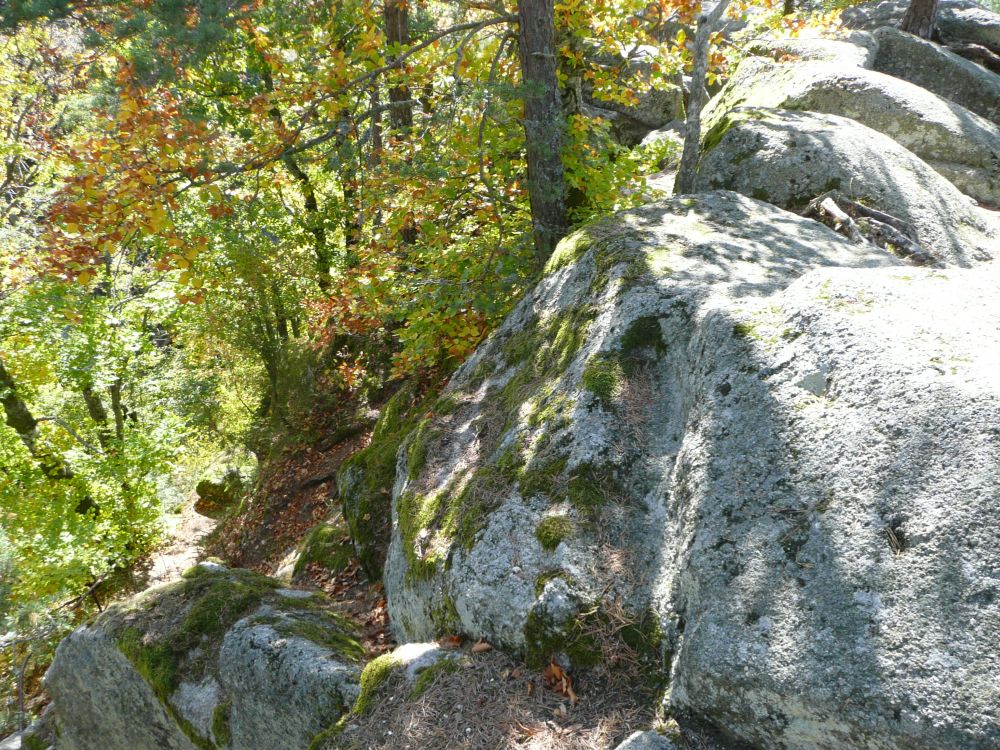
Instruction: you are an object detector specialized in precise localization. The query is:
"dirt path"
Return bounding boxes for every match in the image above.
[144,501,217,587]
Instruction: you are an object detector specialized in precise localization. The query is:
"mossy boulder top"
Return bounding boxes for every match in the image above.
[382,190,1000,748]
[43,564,363,750]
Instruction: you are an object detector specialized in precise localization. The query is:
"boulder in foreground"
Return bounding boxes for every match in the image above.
[44,564,363,750]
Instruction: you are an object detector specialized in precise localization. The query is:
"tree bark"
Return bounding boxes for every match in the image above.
[82,384,112,451]
[384,0,413,131]
[0,357,39,452]
[900,0,939,39]
[0,356,84,493]
[675,0,733,195]
[517,0,568,265]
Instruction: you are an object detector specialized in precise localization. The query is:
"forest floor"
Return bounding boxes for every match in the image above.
[207,430,395,658]
[141,500,218,587]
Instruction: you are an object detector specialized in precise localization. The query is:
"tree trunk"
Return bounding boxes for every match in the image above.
[0,356,96,515]
[258,59,334,289]
[0,357,39,453]
[900,0,939,39]
[675,0,733,195]
[82,384,112,451]
[517,0,568,266]
[384,0,413,131]
[109,379,126,442]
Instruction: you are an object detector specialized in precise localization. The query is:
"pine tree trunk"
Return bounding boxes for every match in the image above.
[384,0,413,131]
[517,0,568,265]
[900,0,939,39]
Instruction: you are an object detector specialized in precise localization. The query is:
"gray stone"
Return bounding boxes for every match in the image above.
[746,31,879,67]
[614,730,678,750]
[219,615,359,750]
[695,108,998,265]
[843,0,1000,50]
[703,55,1000,204]
[579,39,686,146]
[45,625,197,750]
[389,642,462,683]
[871,26,1000,123]
[382,190,1000,747]
[43,565,363,750]
[384,191,899,655]
[666,259,1000,749]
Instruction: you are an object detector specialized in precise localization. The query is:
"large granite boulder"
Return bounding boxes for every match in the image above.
[44,564,363,750]
[843,0,1000,50]
[378,190,1000,748]
[871,26,1000,123]
[694,108,997,265]
[703,53,1000,205]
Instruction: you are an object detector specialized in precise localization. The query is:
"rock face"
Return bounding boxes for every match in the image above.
[44,564,362,750]
[704,54,1000,205]
[581,44,685,146]
[695,108,997,265]
[384,191,893,653]
[381,190,1000,748]
[843,0,1000,51]
[871,26,1000,124]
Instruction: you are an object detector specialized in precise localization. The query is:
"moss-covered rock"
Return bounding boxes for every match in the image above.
[307,642,463,749]
[44,563,362,750]
[337,383,443,582]
[194,469,245,518]
[292,518,355,580]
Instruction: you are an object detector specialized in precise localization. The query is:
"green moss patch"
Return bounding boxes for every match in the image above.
[523,605,601,671]
[582,356,623,401]
[271,614,365,662]
[113,568,279,702]
[409,657,461,699]
[293,520,355,578]
[211,702,231,747]
[354,653,401,715]
[621,316,666,356]
[701,107,773,155]
[535,516,574,551]
[338,383,443,581]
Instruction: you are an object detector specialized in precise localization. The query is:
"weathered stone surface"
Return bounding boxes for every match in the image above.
[745,31,879,67]
[614,731,678,750]
[843,0,1000,50]
[381,189,1000,748]
[695,108,997,264]
[193,468,244,518]
[581,44,685,146]
[218,615,359,750]
[384,191,898,652]
[665,260,1000,750]
[871,26,1000,123]
[703,55,1000,205]
[44,564,363,750]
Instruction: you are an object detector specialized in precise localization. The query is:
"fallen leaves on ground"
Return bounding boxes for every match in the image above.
[543,660,578,706]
